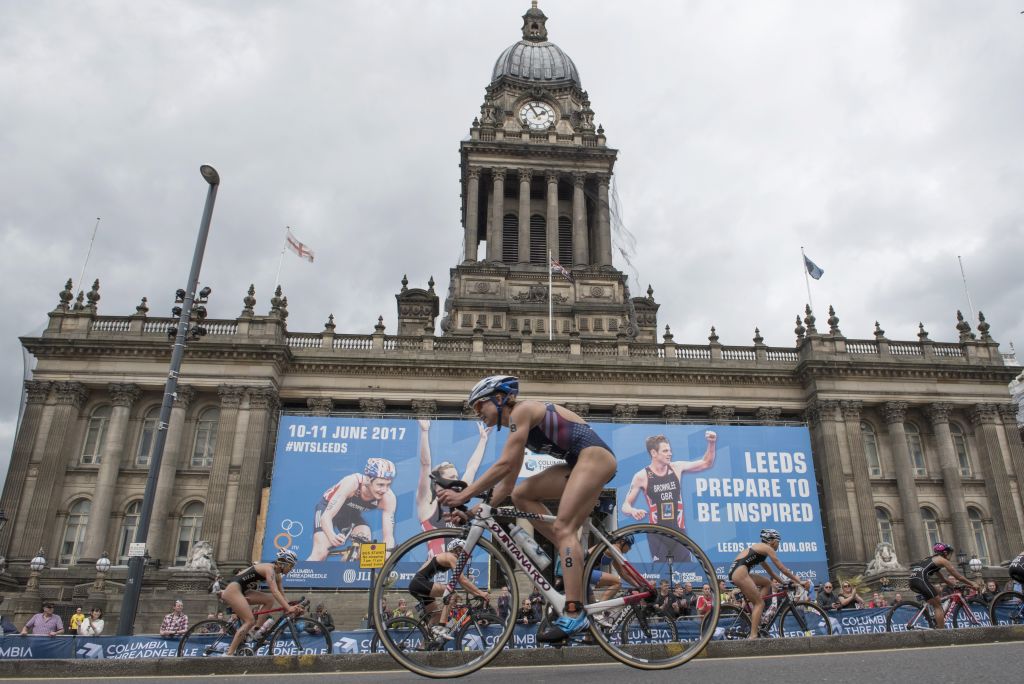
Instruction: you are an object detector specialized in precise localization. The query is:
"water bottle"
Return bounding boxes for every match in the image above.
[509,524,551,570]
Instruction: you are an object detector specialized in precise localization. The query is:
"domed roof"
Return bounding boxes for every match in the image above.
[491,2,581,88]
[491,41,581,87]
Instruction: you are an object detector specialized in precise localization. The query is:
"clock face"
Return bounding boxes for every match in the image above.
[519,101,555,130]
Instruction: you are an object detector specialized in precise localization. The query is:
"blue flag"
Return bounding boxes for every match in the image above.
[804,254,824,280]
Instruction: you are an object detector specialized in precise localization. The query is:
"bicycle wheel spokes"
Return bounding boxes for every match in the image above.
[951,598,990,629]
[177,619,234,657]
[778,602,832,637]
[269,617,333,655]
[583,524,718,670]
[714,605,751,640]
[989,591,1024,626]
[372,529,517,678]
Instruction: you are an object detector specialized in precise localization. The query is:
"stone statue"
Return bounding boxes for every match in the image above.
[865,541,904,574]
[184,540,218,574]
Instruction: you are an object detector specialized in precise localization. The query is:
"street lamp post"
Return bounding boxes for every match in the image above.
[968,555,983,580]
[117,165,220,635]
[957,551,968,576]
[94,552,111,593]
[27,549,46,594]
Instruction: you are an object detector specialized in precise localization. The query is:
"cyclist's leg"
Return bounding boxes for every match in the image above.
[731,567,769,639]
[221,583,256,655]
[345,524,371,560]
[594,569,622,602]
[928,595,945,627]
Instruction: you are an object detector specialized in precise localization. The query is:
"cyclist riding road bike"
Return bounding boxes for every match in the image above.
[908,542,982,628]
[220,549,303,655]
[727,529,811,640]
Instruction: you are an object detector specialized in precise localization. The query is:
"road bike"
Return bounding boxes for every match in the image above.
[369,595,501,654]
[885,586,988,631]
[370,475,719,678]
[987,589,1024,626]
[326,532,370,562]
[177,597,333,657]
[709,582,832,638]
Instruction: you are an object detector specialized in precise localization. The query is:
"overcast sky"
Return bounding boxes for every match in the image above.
[1,1,1022,484]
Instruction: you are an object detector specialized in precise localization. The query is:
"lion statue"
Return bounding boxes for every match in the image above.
[865,541,904,575]
[185,540,218,573]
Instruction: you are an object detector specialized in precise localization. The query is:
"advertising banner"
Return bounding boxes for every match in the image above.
[262,416,827,588]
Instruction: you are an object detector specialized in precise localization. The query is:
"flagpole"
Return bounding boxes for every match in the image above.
[801,246,814,312]
[75,217,102,295]
[548,249,553,341]
[957,255,976,322]
[274,227,289,288]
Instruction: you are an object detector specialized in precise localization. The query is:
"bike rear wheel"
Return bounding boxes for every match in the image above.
[988,591,1024,626]
[710,604,751,640]
[370,616,432,654]
[582,524,718,670]
[886,600,934,631]
[777,601,832,637]
[268,616,333,655]
[177,619,235,657]
[371,529,517,678]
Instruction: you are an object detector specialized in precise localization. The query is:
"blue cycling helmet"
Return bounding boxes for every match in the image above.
[467,376,519,431]
[364,458,396,480]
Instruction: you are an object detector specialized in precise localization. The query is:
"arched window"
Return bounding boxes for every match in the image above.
[117,500,142,563]
[950,423,971,477]
[80,406,112,464]
[175,502,205,565]
[921,507,941,548]
[558,216,573,266]
[502,213,518,262]
[968,507,990,565]
[59,499,91,565]
[862,421,881,477]
[876,508,894,546]
[905,423,926,476]
[136,408,159,467]
[191,408,219,468]
[529,214,547,264]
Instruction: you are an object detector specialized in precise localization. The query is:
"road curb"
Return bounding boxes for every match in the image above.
[2,626,1023,678]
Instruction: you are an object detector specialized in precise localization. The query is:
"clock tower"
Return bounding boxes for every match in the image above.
[438,2,659,342]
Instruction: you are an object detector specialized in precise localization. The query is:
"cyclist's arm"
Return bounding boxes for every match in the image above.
[457,402,535,504]
[381,491,397,551]
[937,557,979,590]
[763,563,784,584]
[462,423,491,485]
[261,564,294,612]
[620,471,648,519]
[321,476,358,541]
[415,420,432,516]
[672,432,717,475]
[765,547,808,588]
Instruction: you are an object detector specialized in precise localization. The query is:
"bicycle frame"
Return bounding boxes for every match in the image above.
[904,590,975,628]
[449,503,656,619]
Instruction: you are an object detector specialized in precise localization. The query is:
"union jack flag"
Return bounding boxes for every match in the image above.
[550,258,574,283]
[285,227,315,263]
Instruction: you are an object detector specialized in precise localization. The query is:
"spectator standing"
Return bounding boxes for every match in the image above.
[68,607,85,635]
[0,613,17,634]
[980,580,999,604]
[79,608,104,636]
[678,583,697,617]
[497,586,511,622]
[516,599,537,625]
[210,575,224,594]
[718,580,732,606]
[836,582,864,610]
[159,600,189,637]
[695,584,714,616]
[21,602,63,636]
[527,590,543,623]
[389,600,412,620]
[816,581,840,611]
[307,604,335,634]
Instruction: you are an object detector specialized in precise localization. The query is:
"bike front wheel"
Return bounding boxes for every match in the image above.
[177,619,235,657]
[371,528,517,678]
[988,591,1024,626]
[711,605,751,640]
[777,601,832,637]
[886,600,934,632]
[582,524,718,670]
[950,598,989,629]
[268,617,333,655]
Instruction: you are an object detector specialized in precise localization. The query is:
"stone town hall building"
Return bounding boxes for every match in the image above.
[1,4,1021,628]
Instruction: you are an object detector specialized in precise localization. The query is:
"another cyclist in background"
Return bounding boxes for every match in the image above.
[727,529,811,640]
[407,539,491,641]
[307,458,397,561]
[221,549,302,656]
[908,542,981,628]
[437,375,617,642]
[1009,551,1024,591]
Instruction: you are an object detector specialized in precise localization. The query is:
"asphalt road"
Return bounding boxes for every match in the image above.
[0,640,1019,683]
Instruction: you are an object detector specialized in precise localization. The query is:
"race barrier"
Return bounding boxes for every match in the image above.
[0,601,1008,660]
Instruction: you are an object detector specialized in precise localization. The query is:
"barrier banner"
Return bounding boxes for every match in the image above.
[262,417,828,588]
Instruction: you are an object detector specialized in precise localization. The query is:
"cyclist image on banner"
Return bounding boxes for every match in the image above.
[620,431,716,562]
[416,419,491,556]
[727,529,811,639]
[306,458,398,561]
[908,542,982,628]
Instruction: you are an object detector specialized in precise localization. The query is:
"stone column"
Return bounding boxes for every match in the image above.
[517,169,532,263]
[17,382,89,558]
[227,388,279,564]
[596,173,612,267]
[81,383,141,562]
[884,401,928,560]
[148,385,194,565]
[464,167,480,262]
[925,403,973,556]
[201,386,244,557]
[808,400,856,565]
[997,403,1024,514]
[307,397,333,417]
[571,172,588,266]
[971,404,1024,560]
[0,381,50,556]
[839,401,880,558]
[545,171,560,263]
[487,168,506,262]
